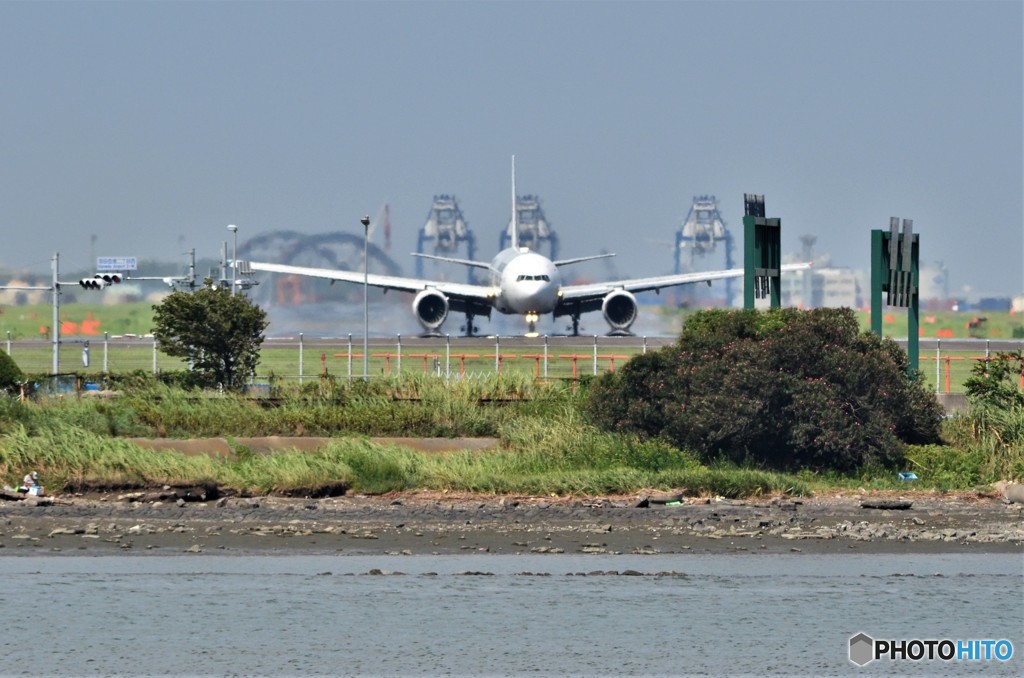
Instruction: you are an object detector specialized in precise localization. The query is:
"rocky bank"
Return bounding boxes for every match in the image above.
[1,490,1022,556]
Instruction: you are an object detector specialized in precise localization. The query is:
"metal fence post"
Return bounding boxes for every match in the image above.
[78,333,1022,390]
[543,335,549,378]
[397,334,402,376]
[5,331,9,356]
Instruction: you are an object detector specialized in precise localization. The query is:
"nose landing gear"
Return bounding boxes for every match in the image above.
[524,312,540,337]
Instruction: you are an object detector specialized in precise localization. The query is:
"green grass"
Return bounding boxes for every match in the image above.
[0,301,157,339]
[0,371,1018,499]
[0,375,808,498]
[5,300,1023,342]
[3,301,1020,391]
[660,307,1024,341]
[0,420,223,491]
[1,332,649,380]
[2,335,1012,394]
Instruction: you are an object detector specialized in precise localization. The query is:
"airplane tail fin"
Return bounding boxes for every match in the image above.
[511,155,518,250]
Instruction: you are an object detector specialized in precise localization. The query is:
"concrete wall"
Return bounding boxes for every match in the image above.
[937,393,968,415]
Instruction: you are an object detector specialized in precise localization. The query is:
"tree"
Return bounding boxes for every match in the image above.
[586,308,944,473]
[152,285,269,390]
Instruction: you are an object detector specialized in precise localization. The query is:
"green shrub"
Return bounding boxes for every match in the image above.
[952,351,1024,481]
[587,308,944,473]
[964,351,1024,409]
[943,404,1024,482]
[903,444,985,487]
[0,350,24,393]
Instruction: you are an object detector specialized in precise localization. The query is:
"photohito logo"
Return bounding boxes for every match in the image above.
[849,632,1014,666]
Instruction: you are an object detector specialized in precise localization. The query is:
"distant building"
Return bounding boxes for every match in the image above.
[780,267,864,310]
[777,238,864,310]
[777,239,959,311]
[973,297,1012,312]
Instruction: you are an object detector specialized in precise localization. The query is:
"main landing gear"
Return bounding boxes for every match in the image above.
[461,312,479,337]
[568,313,581,336]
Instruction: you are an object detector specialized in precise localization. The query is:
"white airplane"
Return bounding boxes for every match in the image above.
[239,158,810,337]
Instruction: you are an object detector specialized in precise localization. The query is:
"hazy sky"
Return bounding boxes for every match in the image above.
[1,0,1021,299]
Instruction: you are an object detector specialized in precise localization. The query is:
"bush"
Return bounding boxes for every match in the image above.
[586,308,944,473]
[963,351,1024,410]
[0,351,24,393]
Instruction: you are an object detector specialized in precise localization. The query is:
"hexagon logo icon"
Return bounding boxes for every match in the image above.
[849,632,874,666]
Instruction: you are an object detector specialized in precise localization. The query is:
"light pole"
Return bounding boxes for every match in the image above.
[227,224,238,295]
[361,215,370,379]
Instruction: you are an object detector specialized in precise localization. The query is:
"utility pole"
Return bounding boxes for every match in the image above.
[361,215,370,380]
[228,224,238,295]
[52,253,59,373]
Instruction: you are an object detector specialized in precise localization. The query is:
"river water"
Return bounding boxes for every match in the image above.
[0,553,1020,676]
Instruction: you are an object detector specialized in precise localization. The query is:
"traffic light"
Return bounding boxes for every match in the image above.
[79,273,122,289]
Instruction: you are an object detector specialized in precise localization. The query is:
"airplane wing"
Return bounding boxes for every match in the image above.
[245,261,494,302]
[410,252,492,270]
[558,263,812,310]
[552,252,616,267]
[412,251,618,270]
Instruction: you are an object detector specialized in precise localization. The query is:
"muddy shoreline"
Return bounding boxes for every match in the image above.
[2,490,1022,557]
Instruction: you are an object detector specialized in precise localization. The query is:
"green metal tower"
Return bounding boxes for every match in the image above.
[871,218,920,378]
[743,194,781,309]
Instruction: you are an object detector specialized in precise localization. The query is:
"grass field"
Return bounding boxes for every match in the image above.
[3,301,1022,392]
[661,306,1023,340]
[3,300,1023,341]
[4,339,1010,394]
[2,337,653,385]
[0,301,155,339]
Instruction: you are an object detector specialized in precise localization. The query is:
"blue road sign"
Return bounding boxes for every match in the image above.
[97,257,137,271]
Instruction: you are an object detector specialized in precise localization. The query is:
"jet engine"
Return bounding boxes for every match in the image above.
[601,290,638,333]
[413,289,449,333]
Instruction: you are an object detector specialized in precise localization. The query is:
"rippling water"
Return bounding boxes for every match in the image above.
[1,553,1020,676]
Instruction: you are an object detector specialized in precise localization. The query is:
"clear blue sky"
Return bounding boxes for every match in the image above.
[1,0,1020,300]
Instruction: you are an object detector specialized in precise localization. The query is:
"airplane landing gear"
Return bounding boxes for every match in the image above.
[568,314,581,336]
[461,313,478,337]
[524,313,539,337]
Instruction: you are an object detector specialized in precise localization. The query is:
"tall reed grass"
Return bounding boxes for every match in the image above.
[2,369,973,499]
[939,403,1024,482]
[11,374,573,439]
[0,389,808,498]
[0,420,221,490]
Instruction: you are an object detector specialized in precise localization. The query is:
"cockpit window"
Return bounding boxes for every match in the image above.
[516,274,551,282]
